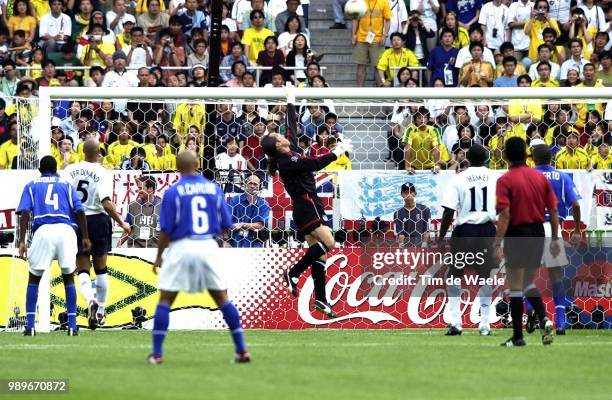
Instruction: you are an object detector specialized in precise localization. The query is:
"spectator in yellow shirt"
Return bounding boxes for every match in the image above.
[573,63,605,129]
[402,107,441,173]
[507,74,543,125]
[146,135,176,170]
[568,8,597,60]
[106,122,140,168]
[555,132,591,169]
[172,102,206,143]
[583,121,608,158]
[524,0,561,62]
[81,24,116,67]
[544,106,579,149]
[352,0,392,87]
[76,130,107,160]
[459,42,495,87]
[55,138,79,170]
[242,10,274,63]
[377,33,420,86]
[0,121,19,169]
[590,143,611,170]
[324,138,353,172]
[531,61,560,86]
[439,12,469,49]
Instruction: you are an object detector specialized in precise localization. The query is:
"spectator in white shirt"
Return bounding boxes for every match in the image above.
[106,0,136,35]
[386,0,408,47]
[102,50,139,112]
[455,26,495,68]
[507,0,532,61]
[38,0,72,53]
[528,44,561,80]
[478,0,509,51]
[578,0,607,33]
[560,38,589,80]
[123,27,153,69]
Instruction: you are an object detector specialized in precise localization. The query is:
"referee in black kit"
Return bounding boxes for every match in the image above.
[495,137,560,347]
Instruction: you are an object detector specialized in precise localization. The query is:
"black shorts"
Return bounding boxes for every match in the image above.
[504,223,545,269]
[77,213,112,256]
[449,222,496,278]
[293,194,328,241]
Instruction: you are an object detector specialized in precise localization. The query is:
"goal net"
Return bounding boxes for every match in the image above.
[1,86,610,332]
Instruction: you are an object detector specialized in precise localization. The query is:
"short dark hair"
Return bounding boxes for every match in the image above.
[467,144,488,167]
[469,41,484,52]
[42,60,56,68]
[440,27,456,38]
[39,155,57,174]
[569,38,583,48]
[389,32,404,41]
[499,42,514,53]
[142,177,157,191]
[250,9,264,20]
[468,25,483,36]
[502,55,517,65]
[131,26,144,35]
[542,27,557,37]
[517,74,532,85]
[504,137,527,163]
[532,144,552,166]
[537,60,552,71]
[261,135,278,157]
[13,29,26,38]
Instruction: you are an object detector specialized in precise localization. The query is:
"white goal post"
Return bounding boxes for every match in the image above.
[25,86,612,332]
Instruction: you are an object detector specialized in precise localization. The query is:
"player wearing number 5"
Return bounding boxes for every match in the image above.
[17,156,91,337]
[148,151,250,364]
[61,140,131,329]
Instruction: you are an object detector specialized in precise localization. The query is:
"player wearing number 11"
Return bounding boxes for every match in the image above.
[439,145,498,337]
[147,151,250,364]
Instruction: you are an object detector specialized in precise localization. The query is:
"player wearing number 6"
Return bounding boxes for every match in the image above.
[17,156,91,336]
[61,140,131,329]
[147,151,250,364]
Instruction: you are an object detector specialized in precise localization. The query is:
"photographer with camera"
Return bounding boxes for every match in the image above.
[123,26,153,69]
[82,24,115,67]
[569,8,597,60]
[525,0,561,62]
[153,28,185,80]
[405,10,435,70]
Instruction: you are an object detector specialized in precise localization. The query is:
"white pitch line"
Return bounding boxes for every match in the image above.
[1,341,611,351]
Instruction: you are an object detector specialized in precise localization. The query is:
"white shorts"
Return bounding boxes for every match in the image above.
[158,238,225,293]
[542,222,569,268]
[28,223,77,276]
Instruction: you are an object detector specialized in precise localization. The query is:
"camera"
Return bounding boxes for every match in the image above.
[492,28,498,38]
[136,43,143,48]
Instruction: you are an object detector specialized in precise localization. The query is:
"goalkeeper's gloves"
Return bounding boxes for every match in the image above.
[332,139,354,157]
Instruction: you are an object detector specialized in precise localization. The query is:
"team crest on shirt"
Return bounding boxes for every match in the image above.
[291,156,298,162]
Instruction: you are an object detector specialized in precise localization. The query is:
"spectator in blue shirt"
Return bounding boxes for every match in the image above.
[494,56,519,87]
[216,106,245,152]
[445,0,482,28]
[176,0,208,38]
[228,173,270,248]
[427,28,459,86]
[302,105,327,141]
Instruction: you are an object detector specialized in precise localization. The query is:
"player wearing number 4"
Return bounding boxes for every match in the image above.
[438,145,498,337]
[61,140,131,329]
[148,151,250,364]
[17,156,91,337]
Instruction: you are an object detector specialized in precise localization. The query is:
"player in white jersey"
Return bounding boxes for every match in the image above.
[438,144,499,336]
[61,140,131,329]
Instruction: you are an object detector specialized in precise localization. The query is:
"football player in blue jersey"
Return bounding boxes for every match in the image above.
[17,156,91,336]
[147,151,250,364]
[531,142,582,335]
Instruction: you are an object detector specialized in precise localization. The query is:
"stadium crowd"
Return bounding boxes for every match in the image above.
[0,0,608,176]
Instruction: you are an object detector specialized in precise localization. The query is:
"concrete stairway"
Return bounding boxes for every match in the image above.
[308,0,378,87]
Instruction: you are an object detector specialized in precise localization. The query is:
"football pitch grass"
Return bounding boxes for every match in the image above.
[0,329,610,400]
